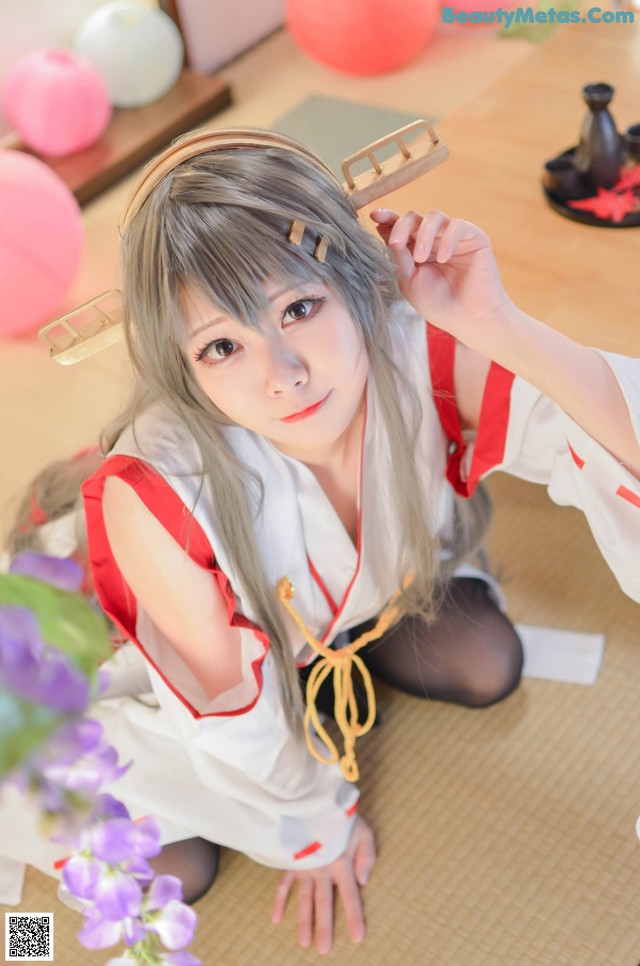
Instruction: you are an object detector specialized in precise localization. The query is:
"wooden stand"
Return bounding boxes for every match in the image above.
[6,69,232,206]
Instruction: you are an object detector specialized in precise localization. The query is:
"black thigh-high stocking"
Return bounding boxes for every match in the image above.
[149,837,220,905]
[359,577,523,707]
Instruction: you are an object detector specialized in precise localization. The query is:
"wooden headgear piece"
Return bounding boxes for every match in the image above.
[39,120,448,364]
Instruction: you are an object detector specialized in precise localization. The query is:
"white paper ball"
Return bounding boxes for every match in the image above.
[74,1,184,108]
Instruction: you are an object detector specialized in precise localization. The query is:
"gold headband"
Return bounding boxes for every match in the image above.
[39,119,448,364]
[119,127,339,234]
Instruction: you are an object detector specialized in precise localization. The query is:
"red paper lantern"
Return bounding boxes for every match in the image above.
[0,150,84,337]
[286,0,439,76]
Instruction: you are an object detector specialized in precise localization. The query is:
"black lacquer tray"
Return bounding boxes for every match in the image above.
[542,147,640,229]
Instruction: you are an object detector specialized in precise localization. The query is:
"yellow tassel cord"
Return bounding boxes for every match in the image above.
[277,575,413,782]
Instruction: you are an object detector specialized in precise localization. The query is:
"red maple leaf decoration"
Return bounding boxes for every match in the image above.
[614,165,640,192]
[568,187,636,222]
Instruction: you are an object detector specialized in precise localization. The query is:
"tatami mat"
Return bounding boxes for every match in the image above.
[273,95,428,177]
[3,474,640,965]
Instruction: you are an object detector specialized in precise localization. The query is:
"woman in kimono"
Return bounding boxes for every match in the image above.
[5,130,640,955]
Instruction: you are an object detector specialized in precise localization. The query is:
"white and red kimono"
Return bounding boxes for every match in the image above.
[1,303,639,899]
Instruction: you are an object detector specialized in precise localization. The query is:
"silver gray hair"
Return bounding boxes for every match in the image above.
[105,142,490,730]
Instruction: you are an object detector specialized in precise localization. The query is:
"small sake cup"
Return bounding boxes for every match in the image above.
[543,157,584,199]
[622,124,640,161]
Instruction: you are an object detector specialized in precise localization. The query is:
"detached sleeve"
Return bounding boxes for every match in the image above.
[454,351,640,604]
[82,456,359,871]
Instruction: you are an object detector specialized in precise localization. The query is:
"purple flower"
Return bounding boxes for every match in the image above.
[43,719,103,768]
[147,900,197,950]
[1,555,201,966]
[121,917,147,947]
[90,815,161,865]
[94,870,143,921]
[62,854,102,900]
[98,667,113,696]
[90,793,131,823]
[77,907,126,950]
[64,744,129,797]
[41,733,130,800]
[106,955,202,966]
[0,607,43,660]
[77,903,147,951]
[0,608,89,714]
[121,855,154,884]
[130,816,162,859]
[91,818,144,865]
[161,954,202,966]
[145,875,184,911]
[9,552,83,592]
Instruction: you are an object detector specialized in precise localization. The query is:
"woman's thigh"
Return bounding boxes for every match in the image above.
[359,577,523,708]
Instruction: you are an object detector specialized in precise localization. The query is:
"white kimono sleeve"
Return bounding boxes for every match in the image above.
[461,351,640,604]
[92,645,360,873]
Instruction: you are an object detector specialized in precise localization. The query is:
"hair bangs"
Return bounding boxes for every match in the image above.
[167,199,349,337]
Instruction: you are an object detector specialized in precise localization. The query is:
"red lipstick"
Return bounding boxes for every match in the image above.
[280,393,329,423]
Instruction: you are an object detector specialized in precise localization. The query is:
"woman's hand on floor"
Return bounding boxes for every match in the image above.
[270,815,376,955]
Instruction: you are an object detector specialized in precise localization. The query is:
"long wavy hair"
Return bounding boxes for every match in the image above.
[100,141,490,730]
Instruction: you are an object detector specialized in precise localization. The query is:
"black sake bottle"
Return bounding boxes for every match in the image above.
[576,82,622,190]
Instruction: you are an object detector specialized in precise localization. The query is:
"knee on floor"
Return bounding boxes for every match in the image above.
[456,624,524,708]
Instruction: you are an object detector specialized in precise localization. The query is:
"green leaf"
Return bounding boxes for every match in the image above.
[0,574,112,679]
[0,691,63,776]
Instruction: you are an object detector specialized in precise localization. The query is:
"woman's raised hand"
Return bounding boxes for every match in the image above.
[370,208,512,353]
[271,815,376,955]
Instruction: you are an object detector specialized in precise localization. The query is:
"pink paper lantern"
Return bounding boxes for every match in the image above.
[0,150,84,337]
[286,0,439,75]
[1,48,112,158]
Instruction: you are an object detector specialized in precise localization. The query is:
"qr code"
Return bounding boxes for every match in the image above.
[4,913,54,961]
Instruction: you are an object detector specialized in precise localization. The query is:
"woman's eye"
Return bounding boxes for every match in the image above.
[283,297,324,325]
[212,339,237,358]
[195,338,240,365]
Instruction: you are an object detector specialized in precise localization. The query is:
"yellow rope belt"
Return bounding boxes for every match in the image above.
[276,574,412,782]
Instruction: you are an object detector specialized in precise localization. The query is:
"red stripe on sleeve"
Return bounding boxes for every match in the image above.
[427,324,467,495]
[616,485,640,509]
[466,363,515,495]
[346,800,359,817]
[427,323,515,497]
[294,841,323,861]
[569,444,585,469]
[81,456,269,719]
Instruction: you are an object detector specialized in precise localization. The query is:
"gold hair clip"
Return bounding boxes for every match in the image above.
[40,120,448,364]
[314,236,329,263]
[288,218,306,246]
[288,219,329,263]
